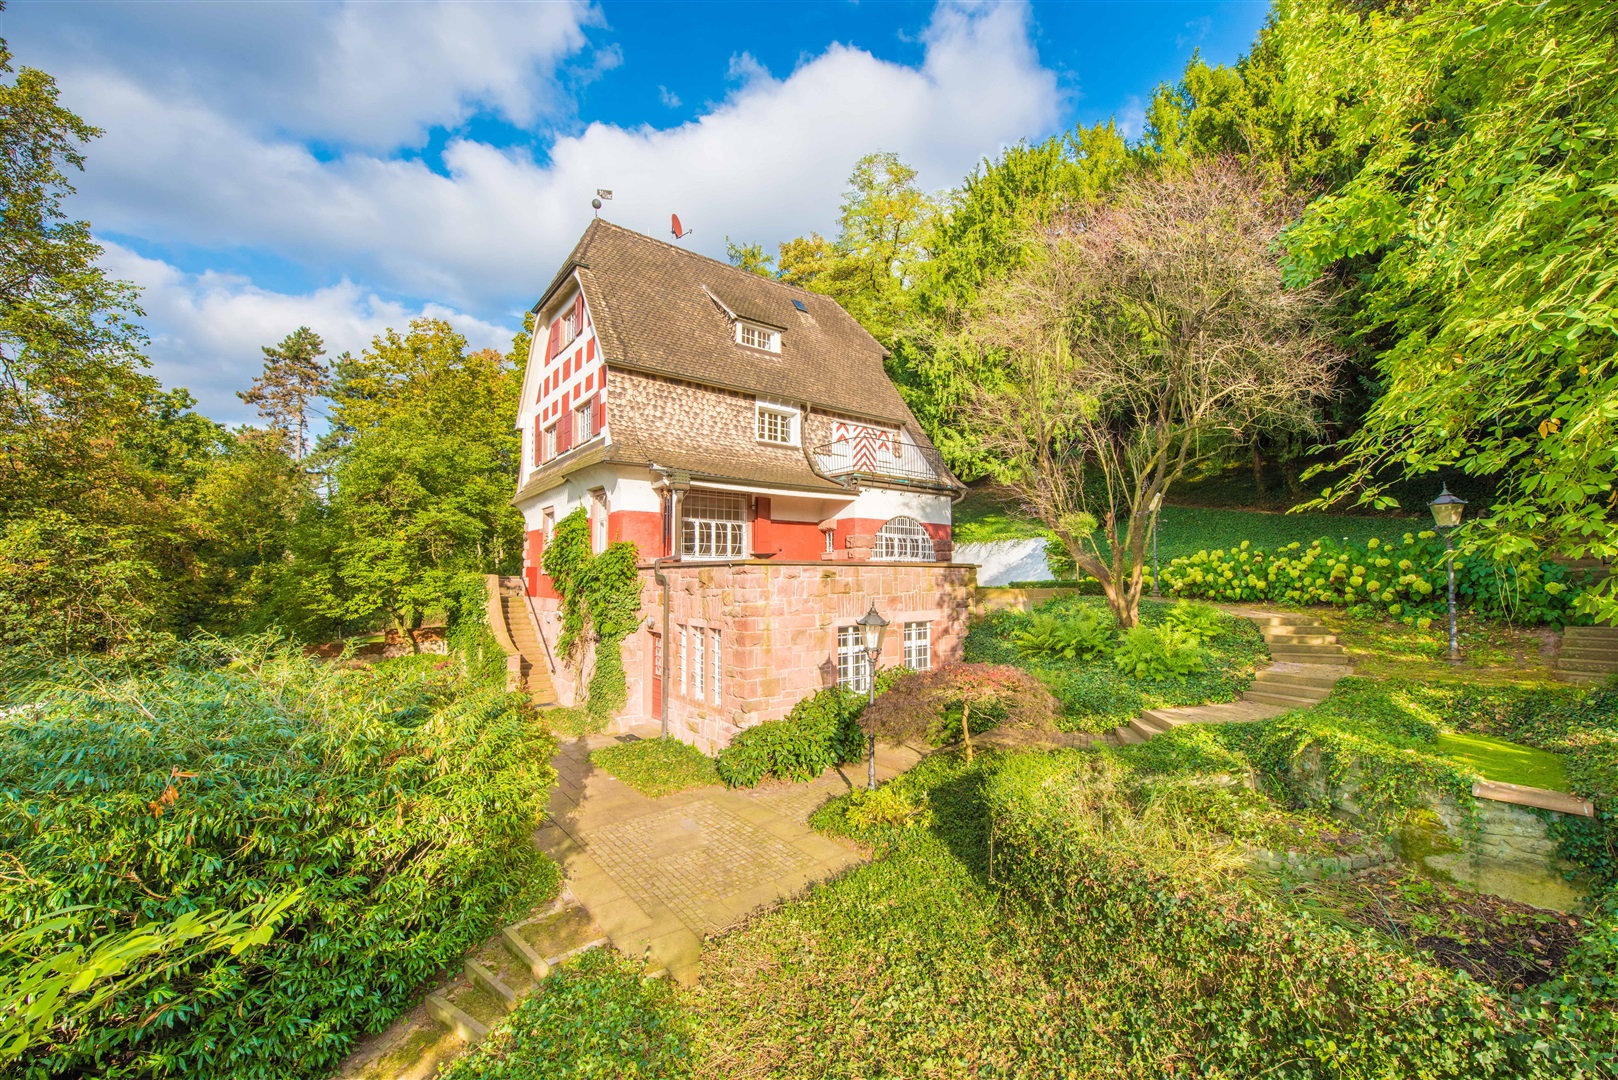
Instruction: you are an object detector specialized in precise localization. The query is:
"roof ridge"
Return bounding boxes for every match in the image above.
[591,219,819,299]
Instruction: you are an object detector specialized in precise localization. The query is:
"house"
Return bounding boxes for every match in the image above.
[508,220,973,751]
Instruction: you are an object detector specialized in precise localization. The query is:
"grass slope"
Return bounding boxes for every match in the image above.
[1433,731,1570,792]
[590,737,719,797]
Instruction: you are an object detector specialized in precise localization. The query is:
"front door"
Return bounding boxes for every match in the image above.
[650,631,663,720]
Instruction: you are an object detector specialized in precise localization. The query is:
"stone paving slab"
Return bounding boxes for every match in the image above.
[541,736,918,983]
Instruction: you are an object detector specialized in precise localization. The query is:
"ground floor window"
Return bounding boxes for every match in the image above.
[837,625,871,693]
[692,625,706,699]
[682,491,746,559]
[678,625,687,695]
[710,628,721,704]
[903,621,931,670]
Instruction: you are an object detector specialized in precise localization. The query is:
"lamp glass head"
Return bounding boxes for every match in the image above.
[1429,484,1467,529]
[856,602,888,655]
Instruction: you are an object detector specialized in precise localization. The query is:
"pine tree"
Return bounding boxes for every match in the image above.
[239,327,328,458]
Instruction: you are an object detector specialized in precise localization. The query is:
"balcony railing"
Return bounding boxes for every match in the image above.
[813,436,947,485]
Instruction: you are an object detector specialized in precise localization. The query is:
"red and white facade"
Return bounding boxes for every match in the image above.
[511,222,970,751]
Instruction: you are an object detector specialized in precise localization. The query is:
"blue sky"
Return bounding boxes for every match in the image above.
[5,0,1268,422]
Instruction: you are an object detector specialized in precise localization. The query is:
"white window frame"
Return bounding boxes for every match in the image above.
[543,424,557,461]
[576,398,594,441]
[903,621,931,671]
[681,491,747,560]
[873,516,937,562]
[678,625,687,696]
[691,625,706,700]
[837,625,871,693]
[736,321,780,352]
[710,627,721,704]
[562,306,579,346]
[755,400,799,446]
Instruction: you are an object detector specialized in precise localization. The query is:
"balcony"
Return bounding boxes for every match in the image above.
[813,435,948,486]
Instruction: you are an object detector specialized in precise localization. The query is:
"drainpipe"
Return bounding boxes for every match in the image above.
[653,557,670,738]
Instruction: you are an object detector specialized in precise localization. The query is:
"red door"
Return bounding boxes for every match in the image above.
[650,632,663,720]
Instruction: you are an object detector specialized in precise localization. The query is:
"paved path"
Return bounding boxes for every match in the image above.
[536,731,924,984]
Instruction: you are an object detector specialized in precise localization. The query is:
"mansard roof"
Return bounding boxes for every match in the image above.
[535,219,914,428]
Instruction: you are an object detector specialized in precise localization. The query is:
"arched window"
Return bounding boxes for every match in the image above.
[873,516,936,561]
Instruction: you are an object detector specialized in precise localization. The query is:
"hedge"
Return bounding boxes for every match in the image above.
[0,634,557,1078]
[714,686,868,787]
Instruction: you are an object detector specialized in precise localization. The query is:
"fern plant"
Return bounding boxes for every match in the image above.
[1113,624,1206,679]
[1013,610,1114,661]
[1163,600,1227,643]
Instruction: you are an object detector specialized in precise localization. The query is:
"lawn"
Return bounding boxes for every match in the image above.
[964,595,1267,733]
[590,736,719,797]
[953,483,1422,562]
[1432,731,1570,792]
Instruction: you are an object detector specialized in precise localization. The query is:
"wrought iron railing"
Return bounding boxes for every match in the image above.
[813,437,947,484]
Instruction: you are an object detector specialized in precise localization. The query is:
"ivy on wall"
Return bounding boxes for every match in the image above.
[541,508,642,722]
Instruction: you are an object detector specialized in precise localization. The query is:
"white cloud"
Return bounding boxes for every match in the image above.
[65,1,1061,312]
[658,85,682,109]
[1117,95,1147,141]
[9,0,600,149]
[102,244,515,425]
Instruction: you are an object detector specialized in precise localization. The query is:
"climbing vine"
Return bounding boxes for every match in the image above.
[541,509,642,722]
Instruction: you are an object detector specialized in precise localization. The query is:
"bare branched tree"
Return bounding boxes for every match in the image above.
[964,159,1341,627]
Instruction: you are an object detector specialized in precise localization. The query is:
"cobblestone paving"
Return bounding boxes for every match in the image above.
[585,802,814,932]
[741,775,845,824]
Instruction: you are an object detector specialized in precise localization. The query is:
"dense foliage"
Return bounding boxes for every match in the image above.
[438,948,688,1080]
[1159,532,1585,626]
[540,507,641,722]
[713,686,869,787]
[861,661,1058,761]
[967,596,1264,733]
[0,634,557,1078]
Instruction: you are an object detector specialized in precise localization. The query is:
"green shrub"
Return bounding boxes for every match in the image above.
[591,737,718,797]
[714,686,869,787]
[1158,534,1587,626]
[0,637,557,1079]
[1012,609,1113,660]
[843,784,932,831]
[438,947,689,1080]
[1162,599,1225,642]
[1112,624,1206,679]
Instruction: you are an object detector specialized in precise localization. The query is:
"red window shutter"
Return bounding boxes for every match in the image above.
[558,409,573,453]
[592,393,604,436]
[573,293,584,332]
[533,417,542,465]
[586,338,595,363]
[546,320,561,359]
[598,368,606,389]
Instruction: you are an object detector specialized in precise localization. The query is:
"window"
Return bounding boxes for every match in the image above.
[681,491,746,560]
[678,626,687,695]
[542,507,555,542]
[825,529,834,554]
[736,322,779,352]
[903,622,931,671]
[710,628,721,704]
[543,424,557,461]
[837,625,871,693]
[873,516,937,561]
[576,398,594,440]
[692,627,706,699]
[590,490,608,554]
[562,308,578,346]
[756,402,798,446]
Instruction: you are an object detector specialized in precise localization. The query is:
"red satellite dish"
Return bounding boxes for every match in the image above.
[671,213,692,240]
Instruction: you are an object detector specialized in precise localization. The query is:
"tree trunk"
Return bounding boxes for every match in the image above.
[960,702,973,763]
[1251,443,1265,499]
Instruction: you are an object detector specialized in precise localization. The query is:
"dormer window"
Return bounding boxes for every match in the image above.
[562,308,579,345]
[736,322,779,352]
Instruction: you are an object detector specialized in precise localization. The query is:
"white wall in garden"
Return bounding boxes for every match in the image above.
[956,539,1052,586]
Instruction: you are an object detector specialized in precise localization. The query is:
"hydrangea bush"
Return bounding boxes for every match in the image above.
[1156,531,1583,626]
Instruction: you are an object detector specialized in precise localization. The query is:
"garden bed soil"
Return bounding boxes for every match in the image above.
[1301,866,1586,991]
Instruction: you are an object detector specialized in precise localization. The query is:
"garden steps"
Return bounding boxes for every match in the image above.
[497,593,560,708]
[1103,612,1351,747]
[1556,625,1618,684]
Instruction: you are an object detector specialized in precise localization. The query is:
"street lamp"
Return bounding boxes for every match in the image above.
[855,602,889,790]
[1148,491,1163,598]
[1428,484,1467,662]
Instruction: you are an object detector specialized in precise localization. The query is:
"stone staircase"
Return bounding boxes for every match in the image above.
[1558,625,1618,686]
[499,592,559,707]
[1107,612,1350,747]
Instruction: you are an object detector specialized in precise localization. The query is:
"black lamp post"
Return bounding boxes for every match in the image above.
[1428,484,1467,662]
[856,602,889,790]
[1148,491,1163,598]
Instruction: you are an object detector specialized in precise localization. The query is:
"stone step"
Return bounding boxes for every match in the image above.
[1114,725,1147,746]
[1557,657,1618,674]
[1561,644,1618,661]
[426,994,489,1045]
[1564,626,1618,641]
[1559,672,1614,686]
[1253,669,1342,692]
[1243,689,1326,710]
[1245,614,1326,628]
[465,960,520,1013]
[1263,632,1337,646]
[1128,714,1173,740]
[1268,646,1348,662]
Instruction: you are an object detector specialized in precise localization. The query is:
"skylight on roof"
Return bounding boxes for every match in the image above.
[792,299,808,312]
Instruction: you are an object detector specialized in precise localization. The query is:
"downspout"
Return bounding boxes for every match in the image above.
[653,557,670,738]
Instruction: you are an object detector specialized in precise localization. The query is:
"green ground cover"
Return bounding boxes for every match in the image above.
[590,737,719,797]
[1433,731,1570,792]
[965,595,1266,733]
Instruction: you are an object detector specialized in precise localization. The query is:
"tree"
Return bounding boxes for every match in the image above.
[963,160,1340,628]
[1278,0,1618,622]
[861,662,1058,762]
[725,237,774,277]
[284,319,523,646]
[238,327,328,458]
